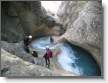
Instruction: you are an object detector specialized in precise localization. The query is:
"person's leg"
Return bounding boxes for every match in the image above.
[26,48,30,53]
[24,45,30,53]
[47,58,50,68]
[45,58,48,67]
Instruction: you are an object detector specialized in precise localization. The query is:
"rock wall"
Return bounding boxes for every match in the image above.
[1,2,24,42]
[57,1,103,65]
[1,41,46,66]
[1,1,64,43]
[1,49,59,77]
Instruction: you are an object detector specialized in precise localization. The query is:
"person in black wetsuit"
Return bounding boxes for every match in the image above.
[49,36,54,43]
[31,49,38,64]
[23,35,32,53]
[32,50,38,58]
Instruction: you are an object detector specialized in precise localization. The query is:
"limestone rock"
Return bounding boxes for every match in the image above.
[57,1,88,28]
[58,1,103,65]
[1,41,45,66]
[1,49,59,77]
[1,1,65,43]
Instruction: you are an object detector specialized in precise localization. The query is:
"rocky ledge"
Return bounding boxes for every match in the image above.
[1,49,59,77]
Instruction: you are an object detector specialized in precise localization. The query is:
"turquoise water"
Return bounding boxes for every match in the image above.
[31,37,101,76]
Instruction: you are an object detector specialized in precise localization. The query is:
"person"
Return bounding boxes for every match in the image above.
[49,36,54,43]
[32,50,38,58]
[31,50,38,64]
[23,35,32,53]
[43,48,53,68]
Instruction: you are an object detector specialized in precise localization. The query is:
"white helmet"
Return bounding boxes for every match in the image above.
[28,35,32,39]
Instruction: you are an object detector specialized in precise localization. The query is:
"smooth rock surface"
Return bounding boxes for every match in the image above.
[1,49,59,77]
[57,1,103,65]
[1,41,45,66]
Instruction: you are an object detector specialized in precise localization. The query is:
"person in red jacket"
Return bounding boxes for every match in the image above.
[43,48,53,68]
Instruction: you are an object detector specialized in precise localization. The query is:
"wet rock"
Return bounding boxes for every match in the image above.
[1,49,59,77]
[57,1,103,65]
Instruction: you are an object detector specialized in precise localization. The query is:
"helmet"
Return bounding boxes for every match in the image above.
[28,35,32,39]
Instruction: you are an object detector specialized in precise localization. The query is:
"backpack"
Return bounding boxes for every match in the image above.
[47,50,53,58]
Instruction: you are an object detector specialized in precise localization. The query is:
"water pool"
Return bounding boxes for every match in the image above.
[31,36,101,76]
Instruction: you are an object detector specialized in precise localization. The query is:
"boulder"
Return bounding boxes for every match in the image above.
[1,49,59,77]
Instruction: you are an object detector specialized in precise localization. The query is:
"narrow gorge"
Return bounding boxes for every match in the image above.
[1,1,103,77]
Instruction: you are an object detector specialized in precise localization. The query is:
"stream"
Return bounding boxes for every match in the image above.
[31,36,101,76]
